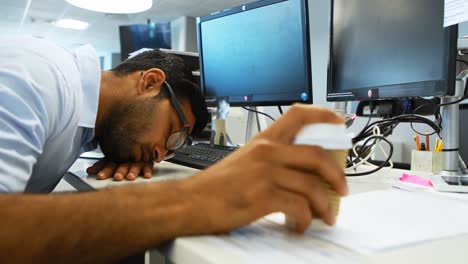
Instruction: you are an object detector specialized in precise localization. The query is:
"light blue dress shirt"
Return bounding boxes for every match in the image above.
[0,36,101,193]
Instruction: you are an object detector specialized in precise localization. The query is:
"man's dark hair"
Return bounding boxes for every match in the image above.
[111,50,209,135]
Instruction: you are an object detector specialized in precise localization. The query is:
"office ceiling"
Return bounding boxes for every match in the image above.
[0,0,255,52]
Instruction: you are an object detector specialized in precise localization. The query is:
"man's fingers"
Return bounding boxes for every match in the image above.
[88,160,153,181]
[250,142,347,196]
[126,162,144,181]
[96,162,118,180]
[280,145,347,196]
[273,168,334,225]
[113,163,130,181]
[142,163,154,179]
[269,190,313,234]
[86,159,107,175]
[260,104,344,144]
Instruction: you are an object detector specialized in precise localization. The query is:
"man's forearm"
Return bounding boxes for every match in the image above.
[0,180,196,263]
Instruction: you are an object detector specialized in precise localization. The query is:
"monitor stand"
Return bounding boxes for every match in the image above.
[432,74,468,193]
[212,100,261,146]
[332,102,348,117]
[245,106,260,143]
[212,98,230,146]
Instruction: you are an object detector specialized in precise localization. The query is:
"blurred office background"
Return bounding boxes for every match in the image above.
[2,0,468,163]
[0,0,254,69]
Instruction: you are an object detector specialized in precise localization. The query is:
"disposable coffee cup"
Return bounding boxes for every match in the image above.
[286,123,352,231]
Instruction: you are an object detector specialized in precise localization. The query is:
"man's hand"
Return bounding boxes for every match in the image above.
[182,104,348,235]
[86,159,154,181]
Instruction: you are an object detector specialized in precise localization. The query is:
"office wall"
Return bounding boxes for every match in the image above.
[185,17,198,52]
[111,53,122,68]
[171,16,198,52]
[97,51,113,70]
[308,0,331,108]
[459,22,468,37]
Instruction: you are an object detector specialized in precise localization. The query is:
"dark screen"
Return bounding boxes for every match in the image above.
[198,0,311,106]
[329,0,455,101]
[119,23,171,61]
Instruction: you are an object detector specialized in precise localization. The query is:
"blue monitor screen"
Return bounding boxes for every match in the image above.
[198,0,312,106]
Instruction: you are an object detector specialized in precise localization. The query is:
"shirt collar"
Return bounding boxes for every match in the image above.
[74,44,101,128]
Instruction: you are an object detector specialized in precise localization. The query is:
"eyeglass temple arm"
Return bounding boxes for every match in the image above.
[164,81,189,127]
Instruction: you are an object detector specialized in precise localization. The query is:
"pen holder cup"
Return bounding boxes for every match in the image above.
[410,150,442,173]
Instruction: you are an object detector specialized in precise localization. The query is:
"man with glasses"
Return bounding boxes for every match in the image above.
[87,75,203,182]
[0,36,347,262]
[87,52,210,182]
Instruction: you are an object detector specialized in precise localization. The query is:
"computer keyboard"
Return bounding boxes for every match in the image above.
[167,143,238,169]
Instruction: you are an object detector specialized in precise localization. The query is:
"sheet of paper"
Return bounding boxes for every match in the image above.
[188,218,362,264]
[172,189,468,263]
[300,189,468,253]
[444,0,468,27]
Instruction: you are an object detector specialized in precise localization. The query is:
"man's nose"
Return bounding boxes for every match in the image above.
[154,146,169,163]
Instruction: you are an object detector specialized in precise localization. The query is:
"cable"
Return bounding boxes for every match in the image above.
[346,135,394,177]
[352,114,441,144]
[347,135,393,175]
[354,102,375,141]
[348,127,381,169]
[459,155,468,175]
[436,79,468,107]
[345,73,468,176]
[278,106,283,115]
[347,126,393,170]
[346,111,439,176]
[241,106,276,121]
[410,103,439,136]
[255,112,262,132]
[457,59,468,66]
[348,127,379,168]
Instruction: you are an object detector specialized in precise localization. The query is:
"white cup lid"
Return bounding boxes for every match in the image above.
[293,123,353,150]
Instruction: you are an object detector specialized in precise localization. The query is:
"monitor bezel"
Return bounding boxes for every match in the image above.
[197,0,312,107]
[326,0,458,102]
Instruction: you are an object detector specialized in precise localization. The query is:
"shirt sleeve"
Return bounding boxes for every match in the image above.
[0,82,47,192]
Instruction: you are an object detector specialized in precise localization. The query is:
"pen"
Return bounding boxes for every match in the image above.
[421,142,426,151]
[434,138,440,152]
[436,139,443,152]
[437,141,443,152]
[414,134,421,151]
[425,132,430,152]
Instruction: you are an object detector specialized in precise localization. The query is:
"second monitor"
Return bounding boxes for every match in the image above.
[327,0,458,101]
[197,0,312,106]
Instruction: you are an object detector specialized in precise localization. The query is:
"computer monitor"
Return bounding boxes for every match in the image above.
[327,0,458,102]
[119,23,171,61]
[197,0,312,106]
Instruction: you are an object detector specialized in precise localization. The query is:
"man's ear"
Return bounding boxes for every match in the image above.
[137,68,166,96]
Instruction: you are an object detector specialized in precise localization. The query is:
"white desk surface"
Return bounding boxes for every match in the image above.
[65,159,468,264]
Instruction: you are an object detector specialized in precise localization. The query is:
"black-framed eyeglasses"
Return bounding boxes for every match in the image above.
[164,81,191,151]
